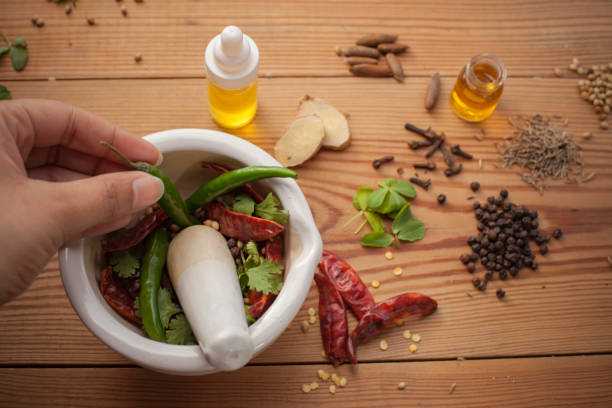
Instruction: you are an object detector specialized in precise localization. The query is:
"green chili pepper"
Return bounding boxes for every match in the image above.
[101,142,198,228]
[139,227,169,343]
[185,166,297,212]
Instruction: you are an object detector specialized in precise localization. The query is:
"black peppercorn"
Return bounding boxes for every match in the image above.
[473,201,481,210]
[535,235,544,245]
[487,230,497,240]
[475,209,484,219]
[472,277,481,288]
[495,197,503,206]
[466,262,476,273]
[530,261,539,270]
[437,194,446,204]
[467,237,476,245]
[487,196,495,204]
[470,181,480,192]
[460,254,471,264]
[500,189,508,199]
[539,245,548,255]
[509,267,519,277]
[496,288,505,299]
[484,271,493,280]
[469,253,478,262]
[478,280,488,291]
[477,222,485,231]
[553,228,562,239]
[499,270,508,280]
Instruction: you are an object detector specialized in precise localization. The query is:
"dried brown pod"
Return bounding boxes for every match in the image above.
[385,53,404,83]
[356,33,398,47]
[335,45,380,59]
[343,56,379,65]
[425,72,441,110]
[349,63,393,77]
[377,43,409,54]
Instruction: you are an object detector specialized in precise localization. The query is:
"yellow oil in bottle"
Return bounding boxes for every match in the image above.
[450,54,506,122]
[208,79,258,129]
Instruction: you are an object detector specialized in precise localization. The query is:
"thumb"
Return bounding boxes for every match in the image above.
[45,171,164,242]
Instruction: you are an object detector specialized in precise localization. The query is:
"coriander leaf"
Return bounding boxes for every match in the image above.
[363,210,384,233]
[11,37,26,48]
[377,191,406,214]
[352,186,373,211]
[255,192,289,225]
[244,241,259,261]
[360,231,394,248]
[166,314,196,345]
[0,85,11,100]
[396,218,425,242]
[389,180,416,198]
[366,188,388,210]
[391,203,412,235]
[0,47,8,57]
[10,46,28,71]
[108,250,140,278]
[246,259,283,295]
[157,287,181,329]
[133,296,141,318]
[233,193,255,215]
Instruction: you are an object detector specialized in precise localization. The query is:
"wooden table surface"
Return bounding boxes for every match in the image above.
[1,1,612,406]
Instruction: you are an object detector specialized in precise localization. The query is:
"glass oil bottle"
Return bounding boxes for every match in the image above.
[205,26,259,129]
[450,53,507,122]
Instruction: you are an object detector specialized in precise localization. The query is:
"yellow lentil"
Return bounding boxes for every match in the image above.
[402,330,411,339]
[393,266,403,276]
[411,333,421,343]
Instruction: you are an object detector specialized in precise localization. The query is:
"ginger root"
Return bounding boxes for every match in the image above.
[274,115,325,167]
[298,95,351,151]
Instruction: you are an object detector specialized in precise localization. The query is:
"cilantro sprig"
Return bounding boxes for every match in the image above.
[1,31,29,72]
[231,192,289,225]
[238,241,283,295]
[346,178,425,248]
[108,249,140,278]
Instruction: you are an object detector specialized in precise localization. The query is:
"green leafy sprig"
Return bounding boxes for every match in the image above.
[232,192,289,225]
[238,241,283,295]
[1,31,29,72]
[0,85,10,100]
[345,178,425,248]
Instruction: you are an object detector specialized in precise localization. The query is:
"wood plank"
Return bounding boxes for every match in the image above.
[1,355,612,407]
[0,77,611,365]
[0,0,611,80]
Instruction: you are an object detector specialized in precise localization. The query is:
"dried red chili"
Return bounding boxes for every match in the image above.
[207,202,284,241]
[201,162,264,203]
[101,208,168,252]
[313,272,356,366]
[247,237,284,318]
[351,293,437,348]
[99,266,141,324]
[318,250,375,319]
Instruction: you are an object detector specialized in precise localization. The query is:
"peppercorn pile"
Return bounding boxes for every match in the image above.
[459,189,562,298]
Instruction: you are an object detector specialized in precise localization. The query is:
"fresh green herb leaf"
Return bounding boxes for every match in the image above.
[245,259,283,295]
[392,203,425,242]
[233,193,255,215]
[363,211,384,233]
[366,188,388,210]
[244,241,259,261]
[360,231,395,248]
[255,193,289,225]
[352,186,373,211]
[0,85,11,100]
[108,250,140,278]
[165,314,196,345]
[10,46,28,71]
[389,180,416,198]
[11,36,26,48]
[0,47,8,57]
[376,190,407,214]
[157,288,181,329]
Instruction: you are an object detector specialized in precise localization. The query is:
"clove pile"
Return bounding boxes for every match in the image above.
[460,189,562,298]
[336,33,409,83]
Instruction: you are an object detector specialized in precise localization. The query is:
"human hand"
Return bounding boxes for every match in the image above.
[0,99,164,305]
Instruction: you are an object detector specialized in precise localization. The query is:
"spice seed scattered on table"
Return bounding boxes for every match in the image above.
[409,344,418,353]
[437,194,446,205]
[398,382,406,390]
[385,251,394,260]
[379,339,388,350]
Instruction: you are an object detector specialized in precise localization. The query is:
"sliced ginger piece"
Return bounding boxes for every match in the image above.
[298,95,351,151]
[274,115,324,167]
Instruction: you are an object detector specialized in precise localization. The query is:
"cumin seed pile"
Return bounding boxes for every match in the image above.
[501,114,586,194]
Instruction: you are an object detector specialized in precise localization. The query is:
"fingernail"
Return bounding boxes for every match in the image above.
[154,152,164,167]
[132,175,164,210]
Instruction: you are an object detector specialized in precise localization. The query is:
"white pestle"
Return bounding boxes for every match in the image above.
[167,225,254,371]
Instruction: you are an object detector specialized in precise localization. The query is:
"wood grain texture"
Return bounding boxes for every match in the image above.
[0,77,610,365]
[0,0,611,80]
[1,355,612,407]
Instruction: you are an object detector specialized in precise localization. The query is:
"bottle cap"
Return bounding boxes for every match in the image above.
[205,26,259,90]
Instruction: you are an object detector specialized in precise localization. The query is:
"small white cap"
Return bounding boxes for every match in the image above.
[205,26,259,90]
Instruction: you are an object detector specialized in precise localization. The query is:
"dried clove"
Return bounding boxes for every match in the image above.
[413,162,436,170]
[444,163,463,177]
[425,136,445,158]
[409,177,431,191]
[450,144,474,160]
[439,144,456,168]
[372,155,394,169]
[404,122,436,142]
[409,140,433,150]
